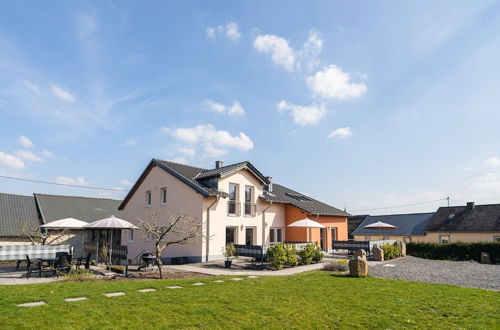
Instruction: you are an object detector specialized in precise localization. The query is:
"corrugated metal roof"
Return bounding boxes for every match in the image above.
[352,212,435,236]
[34,194,123,223]
[0,193,40,236]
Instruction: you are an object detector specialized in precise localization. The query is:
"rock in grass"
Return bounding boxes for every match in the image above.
[349,256,368,277]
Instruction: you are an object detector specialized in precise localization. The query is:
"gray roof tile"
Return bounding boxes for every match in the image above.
[0,193,40,236]
[425,204,500,232]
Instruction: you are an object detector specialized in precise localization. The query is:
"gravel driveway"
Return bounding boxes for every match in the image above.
[370,256,500,291]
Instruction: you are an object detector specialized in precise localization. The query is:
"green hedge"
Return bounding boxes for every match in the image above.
[407,242,500,263]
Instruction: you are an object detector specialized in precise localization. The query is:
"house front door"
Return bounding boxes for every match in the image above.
[245,227,254,245]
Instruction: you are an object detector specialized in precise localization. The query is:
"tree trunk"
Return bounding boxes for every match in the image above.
[156,244,164,279]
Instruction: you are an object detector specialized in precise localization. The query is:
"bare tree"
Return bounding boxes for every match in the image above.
[19,223,69,245]
[138,214,203,279]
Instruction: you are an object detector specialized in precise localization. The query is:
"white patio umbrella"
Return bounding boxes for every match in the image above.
[364,221,397,238]
[288,218,325,243]
[40,218,87,229]
[83,215,138,266]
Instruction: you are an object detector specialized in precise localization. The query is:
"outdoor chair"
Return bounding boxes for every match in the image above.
[76,252,91,270]
[54,254,71,276]
[25,255,39,279]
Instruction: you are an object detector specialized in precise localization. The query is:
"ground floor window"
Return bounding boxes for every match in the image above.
[269,228,283,243]
[226,227,237,245]
[383,236,390,240]
[439,235,450,244]
[493,236,500,242]
[403,236,411,243]
[364,236,371,241]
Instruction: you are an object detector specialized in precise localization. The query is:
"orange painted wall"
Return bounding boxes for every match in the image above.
[284,204,348,250]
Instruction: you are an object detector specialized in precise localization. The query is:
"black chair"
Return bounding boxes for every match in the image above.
[76,252,92,270]
[25,255,39,279]
[54,254,71,276]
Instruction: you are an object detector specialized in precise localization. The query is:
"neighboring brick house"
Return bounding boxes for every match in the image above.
[118,159,350,263]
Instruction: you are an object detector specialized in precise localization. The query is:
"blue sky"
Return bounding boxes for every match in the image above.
[1,1,500,214]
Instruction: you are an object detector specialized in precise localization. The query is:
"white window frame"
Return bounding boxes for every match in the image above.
[493,236,500,242]
[146,191,152,207]
[269,228,284,244]
[365,236,371,241]
[403,236,412,243]
[129,230,134,242]
[160,187,167,205]
[439,235,450,244]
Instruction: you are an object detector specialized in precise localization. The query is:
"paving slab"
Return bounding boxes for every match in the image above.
[192,282,205,286]
[247,275,258,279]
[138,289,157,293]
[17,301,46,307]
[231,278,244,281]
[383,264,396,267]
[103,292,126,297]
[166,286,182,289]
[65,297,88,302]
[213,280,225,283]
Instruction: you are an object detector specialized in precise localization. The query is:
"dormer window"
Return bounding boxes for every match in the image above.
[146,191,152,207]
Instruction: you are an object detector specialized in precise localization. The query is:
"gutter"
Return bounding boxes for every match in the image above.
[205,196,219,262]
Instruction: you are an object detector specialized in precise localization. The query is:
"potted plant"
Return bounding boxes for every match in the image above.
[223,243,237,268]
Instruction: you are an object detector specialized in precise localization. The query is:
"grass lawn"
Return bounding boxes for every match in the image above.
[0,271,498,329]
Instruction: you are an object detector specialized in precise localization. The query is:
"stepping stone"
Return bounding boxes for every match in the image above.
[383,264,396,267]
[231,278,244,281]
[213,280,225,283]
[192,282,205,286]
[103,292,125,297]
[17,301,45,307]
[64,297,88,302]
[138,289,156,293]
[248,275,258,279]
[166,286,182,289]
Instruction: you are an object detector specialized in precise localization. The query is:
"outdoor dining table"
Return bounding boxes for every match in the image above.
[38,258,58,277]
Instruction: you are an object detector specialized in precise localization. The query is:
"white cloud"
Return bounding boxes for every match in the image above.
[0,151,25,169]
[22,80,41,95]
[254,34,296,71]
[14,149,46,162]
[172,157,188,164]
[55,176,88,185]
[485,157,500,168]
[277,100,327,126]
[306,65,367,100]
[121,179,134,186]
[51,84,77,103]
[18,135,34,148]
[168,124,253,158]
[206,22,240,41]
[41,150,54,158]
[123,139,136,147]
[327,127,353,139]
[203,145,227,158]
[204,99,246,116]
[178,147,196,156]
[253,29,324,72]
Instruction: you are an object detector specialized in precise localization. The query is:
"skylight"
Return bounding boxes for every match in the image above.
[286,193,312,202]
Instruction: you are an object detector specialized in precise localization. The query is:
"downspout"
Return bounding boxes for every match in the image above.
[205,196,219,262]
[261,201,273,246]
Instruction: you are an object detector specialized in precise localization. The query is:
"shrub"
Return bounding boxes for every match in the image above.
[312,245,324,262]
[407,242,500,263]
[283,244,299,267]
[323,260,348,272]
[267,243,287,270]
[60,268,96,282]
[298,244,316,265]
[223,243,237,261]
[381,243,401,260]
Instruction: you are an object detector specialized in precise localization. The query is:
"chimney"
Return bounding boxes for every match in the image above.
[466,202,475,210]
[266,176,273,192]
[215,160,224,169]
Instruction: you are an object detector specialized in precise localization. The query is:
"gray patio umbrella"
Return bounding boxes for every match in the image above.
[83,215,138,266]
[364,221,397,238]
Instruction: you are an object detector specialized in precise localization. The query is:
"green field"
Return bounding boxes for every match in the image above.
[0,271,498,329]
